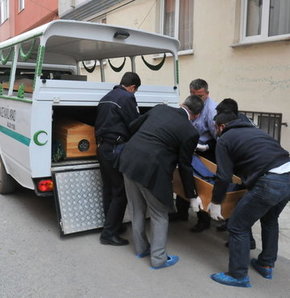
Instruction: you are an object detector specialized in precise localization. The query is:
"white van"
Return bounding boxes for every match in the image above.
[0,20,180,235]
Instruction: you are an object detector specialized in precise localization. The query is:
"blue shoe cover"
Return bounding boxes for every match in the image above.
[151,255,179,269]
[210,272,252,288]
[251,258,273,279]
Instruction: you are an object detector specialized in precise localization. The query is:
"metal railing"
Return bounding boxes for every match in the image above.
[239,111,284,143]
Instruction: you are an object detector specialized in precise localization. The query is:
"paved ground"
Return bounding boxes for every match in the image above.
[1,188,290,298]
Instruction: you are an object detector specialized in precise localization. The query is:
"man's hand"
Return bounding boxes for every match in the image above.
[207,203,224,220]
[196,143,209,152]
[190,196,203,212]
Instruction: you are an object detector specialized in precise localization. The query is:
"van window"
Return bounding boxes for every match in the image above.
[0,46,14,95]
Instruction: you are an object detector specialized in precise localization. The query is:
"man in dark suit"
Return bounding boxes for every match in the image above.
[118,95,204,269]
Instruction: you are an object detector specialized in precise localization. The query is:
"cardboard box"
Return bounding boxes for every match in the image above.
[173,155,246,219]
[54,119,97,159]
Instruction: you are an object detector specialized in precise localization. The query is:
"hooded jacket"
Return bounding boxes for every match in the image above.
[212,118,289,204]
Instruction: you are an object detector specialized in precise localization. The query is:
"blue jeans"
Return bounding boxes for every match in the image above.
[227,172,290,278]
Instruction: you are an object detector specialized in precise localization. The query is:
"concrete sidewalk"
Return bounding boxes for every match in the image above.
[0,189,290,298]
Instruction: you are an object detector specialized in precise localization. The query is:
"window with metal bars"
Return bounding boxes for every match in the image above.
[239,111,283,142]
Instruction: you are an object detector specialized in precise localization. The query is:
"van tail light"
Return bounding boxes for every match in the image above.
[37,179,54,192]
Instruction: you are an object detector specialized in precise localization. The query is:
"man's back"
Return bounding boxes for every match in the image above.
[129,105,195,153]
[95,85,139,142]
[119,104,199,206]
[216,118,289,188]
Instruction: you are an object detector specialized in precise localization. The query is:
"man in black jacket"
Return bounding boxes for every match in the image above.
[119,95,204,269]
[95,72,141,246]
[208,111,290,287]
[214,98,256,249]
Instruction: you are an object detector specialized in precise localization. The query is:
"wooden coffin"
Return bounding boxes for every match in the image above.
[173,155,246,219]
[54,119,97,159]
[2,78,34,93]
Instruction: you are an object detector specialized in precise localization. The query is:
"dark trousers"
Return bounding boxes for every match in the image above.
[98,142,127,238]
[196,209,211,225]
[227,172,290,278]
[175,195,189,219]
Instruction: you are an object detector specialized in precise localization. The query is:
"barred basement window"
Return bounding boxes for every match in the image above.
[239,110,283,142]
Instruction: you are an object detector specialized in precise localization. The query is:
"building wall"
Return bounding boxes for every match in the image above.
[190,0,290,150]
[14,0,58,34]
[59,0,290,150]
[0,1,16,41]
[59,0,87,18]
[0,0,58,42]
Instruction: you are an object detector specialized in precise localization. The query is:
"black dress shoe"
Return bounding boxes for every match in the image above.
[190,222,210,233]
[100,235,129,246]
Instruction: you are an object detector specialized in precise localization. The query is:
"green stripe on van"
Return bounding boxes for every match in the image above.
[0,125,30,146]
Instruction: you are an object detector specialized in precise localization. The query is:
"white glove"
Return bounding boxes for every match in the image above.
[196,143,209,152]
[207,203,224,221]
[190,196,203,212]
